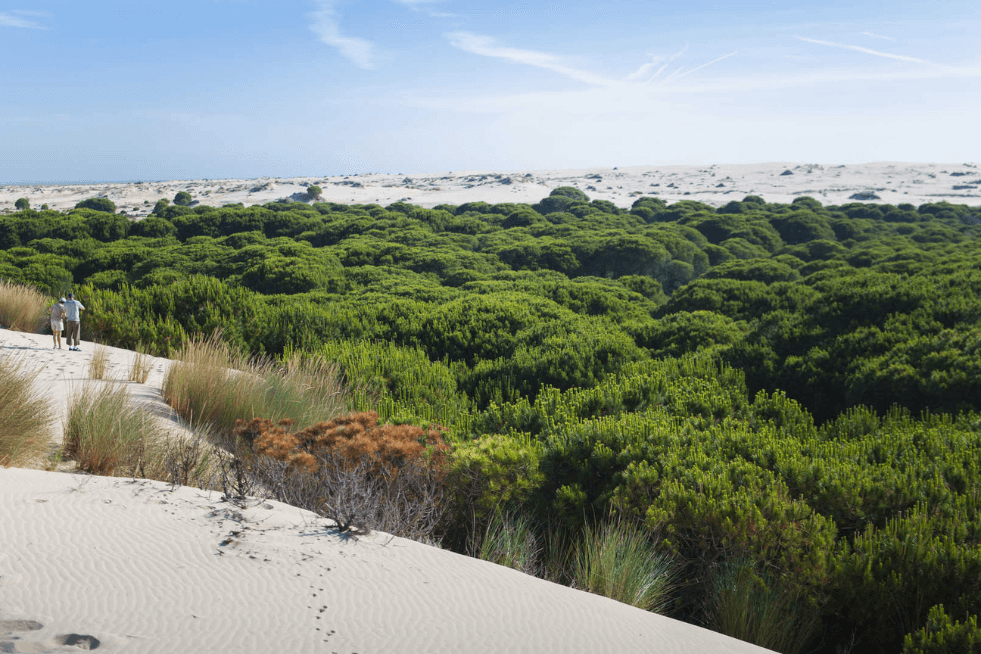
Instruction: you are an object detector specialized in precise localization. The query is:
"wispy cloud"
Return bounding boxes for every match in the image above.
[0,10,49,29]
[402,59,981,118]
[797,36,928,63]
[859,31,895,41]
[309,0,376,69]
[391,0,444,8]
[446,31,614,86]
[624,46,688,83]
[390,0,454,19]
[659,50,738,85]
[449,33,737,91]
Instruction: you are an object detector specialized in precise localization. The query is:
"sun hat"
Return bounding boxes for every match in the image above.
[59,297,66,302]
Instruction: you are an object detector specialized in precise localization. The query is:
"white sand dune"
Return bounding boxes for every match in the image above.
[0,327,774,653]
[0,329,178,456]
[2,162,979,217]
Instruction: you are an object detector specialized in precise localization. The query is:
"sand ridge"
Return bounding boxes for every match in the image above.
[2,162,979,217]
[0,467,775,654]
[0,327,775,653]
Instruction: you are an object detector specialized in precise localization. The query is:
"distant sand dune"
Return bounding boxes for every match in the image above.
[3,162,978,217]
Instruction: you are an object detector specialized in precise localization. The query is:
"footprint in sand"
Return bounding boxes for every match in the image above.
[0,620,101,652]
[0,619,43,653]
[52,634,101,650]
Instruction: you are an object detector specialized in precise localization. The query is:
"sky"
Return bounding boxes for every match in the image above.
[1,0,979,183]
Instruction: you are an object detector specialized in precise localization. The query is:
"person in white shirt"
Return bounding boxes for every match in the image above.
[50,298,67,349]
[63,292,85,351]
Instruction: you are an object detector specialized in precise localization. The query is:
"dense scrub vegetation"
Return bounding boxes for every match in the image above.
[2,190,981,653]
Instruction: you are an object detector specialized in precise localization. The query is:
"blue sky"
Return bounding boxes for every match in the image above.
[1,0,979,183]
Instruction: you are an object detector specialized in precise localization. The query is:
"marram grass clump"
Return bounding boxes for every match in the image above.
[63,382,168,477]
[163,332,347,441]
[474,510,542,576]
[0,356,53,466]
[572,520,677,614]
[129,348,153,383]
[0,278,48,333]
[88,344,111,380]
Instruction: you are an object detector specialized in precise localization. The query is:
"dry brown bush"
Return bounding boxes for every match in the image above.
[235,411,449,540]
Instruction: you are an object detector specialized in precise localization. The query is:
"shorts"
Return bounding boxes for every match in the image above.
[51,321,64,332]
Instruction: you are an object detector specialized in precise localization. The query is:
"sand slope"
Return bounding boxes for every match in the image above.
[0,468,774,654]
[0,328,178,457]
[2,162,979,217]
[0,328,774,653]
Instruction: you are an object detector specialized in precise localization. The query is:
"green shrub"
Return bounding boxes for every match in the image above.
[320,339,470,429]
[903,605,981,654]
[830,507,981,654]
[173,191,193,206]
[15,198,29,211]
[442,433,542,546]
[74,197,116,213]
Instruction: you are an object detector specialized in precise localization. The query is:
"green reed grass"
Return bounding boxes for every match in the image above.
[475,510,542,576]
[572,520,677,613]
[163,333,348,442]
[0,356,53,466]
[710,559,820,654]
[63,382,169,477]
[0,278,48,333]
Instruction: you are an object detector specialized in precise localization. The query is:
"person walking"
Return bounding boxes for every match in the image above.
[63,292,85,351]
[50,297,67,349]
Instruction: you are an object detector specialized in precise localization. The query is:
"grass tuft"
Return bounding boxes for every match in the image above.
[129,348,153,383]
[163,332,347,441]
[0,278,48,333]
[89,344,111,380]
[572,520,677,613]
[0,356,53,466]
[474,510,542,576]
[709,559,820,654]
[63,382,168,477]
